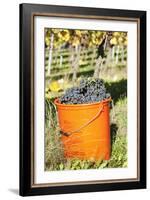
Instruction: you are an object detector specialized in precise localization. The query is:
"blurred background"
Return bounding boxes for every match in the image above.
[45,29,127,98]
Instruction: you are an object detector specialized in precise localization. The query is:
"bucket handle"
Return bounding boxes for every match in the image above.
[60,104,104,137]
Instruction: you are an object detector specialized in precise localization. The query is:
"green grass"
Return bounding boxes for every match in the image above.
[45,100,65,171]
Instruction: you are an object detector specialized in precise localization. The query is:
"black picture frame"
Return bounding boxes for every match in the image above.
[19,3,146,196]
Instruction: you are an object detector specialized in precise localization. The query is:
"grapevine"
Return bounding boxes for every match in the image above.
[45,29,127,49]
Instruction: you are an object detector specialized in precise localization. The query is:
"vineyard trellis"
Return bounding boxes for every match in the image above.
[45,45,127,82]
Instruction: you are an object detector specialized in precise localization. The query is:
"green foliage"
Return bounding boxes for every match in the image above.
[108,135,127,167]
[45,28,127,48]
[45,100,65,170]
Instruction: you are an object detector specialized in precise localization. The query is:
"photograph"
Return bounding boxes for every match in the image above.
[19,3,146,196]
[44,28,128,171]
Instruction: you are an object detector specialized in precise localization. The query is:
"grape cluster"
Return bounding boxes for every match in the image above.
[59,78,111,104]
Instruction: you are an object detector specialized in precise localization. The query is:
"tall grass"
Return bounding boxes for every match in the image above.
[45,100,65,170]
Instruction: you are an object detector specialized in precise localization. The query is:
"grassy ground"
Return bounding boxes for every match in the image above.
[45,76,127,171]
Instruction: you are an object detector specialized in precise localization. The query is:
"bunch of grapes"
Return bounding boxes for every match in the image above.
[59,78,111,104]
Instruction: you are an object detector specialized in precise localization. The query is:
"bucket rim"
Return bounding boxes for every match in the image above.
[54,97,111,108]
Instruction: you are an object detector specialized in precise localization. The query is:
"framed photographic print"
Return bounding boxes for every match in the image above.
[19,3,146,196]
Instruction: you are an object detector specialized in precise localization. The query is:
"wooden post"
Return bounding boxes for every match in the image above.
[72,45,81,83]
[121,45,124,63]
[105,47,112,69]
[93,57,103,78]
[47,33,54,75]
[115,45,120,65]
[111,46,115,64]
[93,34,108,78]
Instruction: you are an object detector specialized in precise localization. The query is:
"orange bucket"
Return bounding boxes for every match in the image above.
[54,98,111,161]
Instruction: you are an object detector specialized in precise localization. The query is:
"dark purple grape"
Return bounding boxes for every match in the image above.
[59,78,111,104]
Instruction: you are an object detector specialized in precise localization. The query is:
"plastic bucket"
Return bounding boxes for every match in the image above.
[54,98,111,161]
